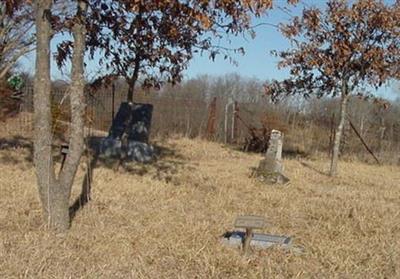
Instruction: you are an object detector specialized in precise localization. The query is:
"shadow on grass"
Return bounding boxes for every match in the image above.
[69,136,187,220]
[0,136,33,164]
[128,143,187,183]
[87,136,186,181]
[69,151,98,221]
[0,136,187,219]
[0,136,73,165]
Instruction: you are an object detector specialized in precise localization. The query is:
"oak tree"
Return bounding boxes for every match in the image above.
[72,0,298,101]
[33,0,87,231]
[6,0,297,231]
[86,0,197,101]
[266,0,400,176]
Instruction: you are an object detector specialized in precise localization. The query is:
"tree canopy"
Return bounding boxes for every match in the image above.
[55,0,298,101]
[1,0,298,231]
[266,0,400,101]
[265,0,400,176]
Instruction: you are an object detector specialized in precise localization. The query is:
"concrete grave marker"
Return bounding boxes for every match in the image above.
[222,231,292,249]
[235,215,266,230]
[234,215,266,254]
[265,129,283,171]
[221,216,296,254]
[255,129,289,184]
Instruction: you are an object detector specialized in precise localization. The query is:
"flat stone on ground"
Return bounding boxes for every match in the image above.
[221,231,292,249]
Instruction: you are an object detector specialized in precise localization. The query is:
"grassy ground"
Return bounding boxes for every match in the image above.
[0,134,399,278]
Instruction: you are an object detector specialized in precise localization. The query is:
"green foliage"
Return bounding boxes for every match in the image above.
[7,75,24,91]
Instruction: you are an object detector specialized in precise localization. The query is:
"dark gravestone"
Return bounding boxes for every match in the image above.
[100,137,122,159]
[100,102,154,163]
[109,102,132,139]
[127,103,153,143]
[99,102,131,158]
[124,141,155,163]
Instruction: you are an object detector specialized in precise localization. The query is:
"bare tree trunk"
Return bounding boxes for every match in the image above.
[291,111,297,130]
[0,5,35,81]
[33,0,87,232]
[378,117,386,155]
[0,46,34,80]
[231,101,239,143]
[58,0,88,220]
[127,82,135,103]
[205,97,217,140]
[185,107,191,137]
[126,57,140,102]
[224,102,230,144]
[33,0,57,227]
[390,123,395,150]
[359,114,365,138]
[285,109,291,124]
[329,83,349,176]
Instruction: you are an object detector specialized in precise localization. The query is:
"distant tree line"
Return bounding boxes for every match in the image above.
[29,72,399,165]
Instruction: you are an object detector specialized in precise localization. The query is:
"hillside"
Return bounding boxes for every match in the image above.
[0,136,399,278]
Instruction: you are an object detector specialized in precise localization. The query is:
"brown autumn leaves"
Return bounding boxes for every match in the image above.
[266,0,400,101]
[4,0,398,100]
[3,0,301,231]
[2,0,399,230]
[54,0,299,100]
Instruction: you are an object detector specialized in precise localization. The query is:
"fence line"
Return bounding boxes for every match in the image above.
[11,87,265,144]
[6,87,398,165]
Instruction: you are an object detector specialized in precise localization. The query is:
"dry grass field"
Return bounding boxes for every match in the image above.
[1,128,399,278]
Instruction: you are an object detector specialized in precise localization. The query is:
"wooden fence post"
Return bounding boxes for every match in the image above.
[329,113,335,157]
[224,102,229,144]
[231,101,239,143]
[206,97,217,140]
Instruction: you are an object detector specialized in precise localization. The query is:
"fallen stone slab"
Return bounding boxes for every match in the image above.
[221,231,292,250]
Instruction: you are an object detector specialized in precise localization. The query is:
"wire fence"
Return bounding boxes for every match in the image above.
[6,86,269,144]
[3,86,400,164]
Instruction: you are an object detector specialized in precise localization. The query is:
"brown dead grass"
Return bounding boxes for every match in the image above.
[0,134,399,278]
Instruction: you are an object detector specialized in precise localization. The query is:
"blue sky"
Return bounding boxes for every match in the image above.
[185,4,295,81]
[19,0,398,100]
[184,1,398,100]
